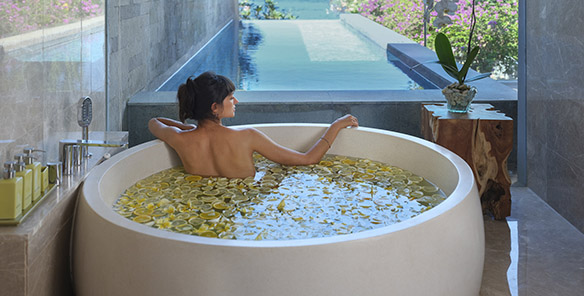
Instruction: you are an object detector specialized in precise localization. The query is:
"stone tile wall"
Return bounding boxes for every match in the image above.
[526,0,584,233]
[107,0,238,130]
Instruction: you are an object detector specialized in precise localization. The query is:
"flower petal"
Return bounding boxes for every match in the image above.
[432,15,453,28]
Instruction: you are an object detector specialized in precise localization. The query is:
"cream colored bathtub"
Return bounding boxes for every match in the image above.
[72,124,484,296]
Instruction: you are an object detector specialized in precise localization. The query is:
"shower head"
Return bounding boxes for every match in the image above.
[78,96,92,128]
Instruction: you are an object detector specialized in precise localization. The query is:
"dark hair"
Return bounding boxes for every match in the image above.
[177,71,236,122]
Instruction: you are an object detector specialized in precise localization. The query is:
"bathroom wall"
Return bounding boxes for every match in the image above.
[526,0,584,233]
[0,1,106,173]
[0,1,238,295]
[0,0,238,157]
[106,0,238,131]
[0,1,106,294]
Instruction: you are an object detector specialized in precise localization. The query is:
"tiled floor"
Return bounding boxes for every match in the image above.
[480,187,584,296]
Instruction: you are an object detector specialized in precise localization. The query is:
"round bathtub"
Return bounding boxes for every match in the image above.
[72,124,484,296]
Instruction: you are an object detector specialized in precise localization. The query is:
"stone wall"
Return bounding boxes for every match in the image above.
[0,4,106,294]
[526,0,584,232]
[0,4,106,172]
[107,0,238,130]
[0,1,239,294]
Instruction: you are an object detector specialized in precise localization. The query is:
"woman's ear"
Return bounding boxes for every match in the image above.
[211,102,223,118]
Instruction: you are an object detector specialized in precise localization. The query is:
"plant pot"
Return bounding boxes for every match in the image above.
[442,83,477,113]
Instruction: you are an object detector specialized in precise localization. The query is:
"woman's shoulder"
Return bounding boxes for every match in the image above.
[226,126,265,142]
[229,126,260,135]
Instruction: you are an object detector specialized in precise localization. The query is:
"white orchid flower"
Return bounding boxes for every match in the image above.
[433,15,453,28]
[434,0,458,17]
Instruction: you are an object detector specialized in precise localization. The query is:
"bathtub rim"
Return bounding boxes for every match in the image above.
[82,124,477,248]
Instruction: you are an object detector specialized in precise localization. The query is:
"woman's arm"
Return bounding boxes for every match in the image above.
[250,114,358,166]
[155,117,196,131]
[148,117,194,143]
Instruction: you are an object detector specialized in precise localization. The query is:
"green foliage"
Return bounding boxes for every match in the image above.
[239,0,297,20]
[329,0,367,13]
[434,0,518,78]
[0,0,103,38]
[435,33,490,84]
[333,0,518,79]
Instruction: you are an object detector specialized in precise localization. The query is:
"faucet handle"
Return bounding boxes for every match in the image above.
[23,147,46,154]
[23,147,46,164]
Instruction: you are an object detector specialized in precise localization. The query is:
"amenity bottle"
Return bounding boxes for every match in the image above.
[0,161,23,219]
[14,154,32,211]
[41,165,49,194]
[23,148,42,202]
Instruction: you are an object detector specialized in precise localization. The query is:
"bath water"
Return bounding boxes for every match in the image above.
[113,154,446,240]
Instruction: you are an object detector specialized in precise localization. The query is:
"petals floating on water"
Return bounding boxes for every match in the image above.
[114,155,446,240]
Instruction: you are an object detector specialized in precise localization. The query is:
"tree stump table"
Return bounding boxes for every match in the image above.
[421,103,513,219]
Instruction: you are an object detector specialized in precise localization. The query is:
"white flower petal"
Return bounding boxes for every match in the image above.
[445,1,458,15]
[434,0,458,16]
[432,15,453,28]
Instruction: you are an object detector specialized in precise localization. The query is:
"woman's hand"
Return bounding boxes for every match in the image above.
[148,117,196,144]
[332,114,359,129]
[156,117,196,131]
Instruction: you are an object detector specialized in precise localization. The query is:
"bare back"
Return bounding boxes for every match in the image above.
[169,125,256,178]
[149,114,358,179]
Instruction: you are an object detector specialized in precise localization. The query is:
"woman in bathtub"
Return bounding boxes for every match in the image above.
[148,71,358,179]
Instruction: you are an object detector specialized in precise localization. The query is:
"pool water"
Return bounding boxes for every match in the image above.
[10,26,104,63]
[239,20,424,90]
[113,154,446,240]
[246,0,340,19]
[157,19,436,91]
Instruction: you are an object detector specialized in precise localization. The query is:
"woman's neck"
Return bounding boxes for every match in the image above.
[198,118,222,128]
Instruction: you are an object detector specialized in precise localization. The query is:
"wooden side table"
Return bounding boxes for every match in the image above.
[421,103,513,219]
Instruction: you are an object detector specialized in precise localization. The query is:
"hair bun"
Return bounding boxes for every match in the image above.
[177,78,197,122]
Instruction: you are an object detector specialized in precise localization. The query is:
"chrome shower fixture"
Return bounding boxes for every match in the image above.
[78,97,93,157]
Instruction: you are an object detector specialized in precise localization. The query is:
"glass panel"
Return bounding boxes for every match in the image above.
[0,0,106,163]
[81,0,106,131]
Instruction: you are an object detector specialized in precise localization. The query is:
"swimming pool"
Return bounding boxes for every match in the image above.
[247,0,339,19]
[157,19,437,92]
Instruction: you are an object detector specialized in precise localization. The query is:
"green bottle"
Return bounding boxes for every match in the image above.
[23,148,42,202]
[14,154,32,211]
[0,161,23,219]
[41,166,49,194]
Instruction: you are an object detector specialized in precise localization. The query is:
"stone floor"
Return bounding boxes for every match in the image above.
[480,187,584,296]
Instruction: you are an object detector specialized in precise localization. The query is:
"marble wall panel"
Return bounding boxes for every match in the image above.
[526,96,547,200]
[0,235,26,271]
[546,99,584,169]
[27,220,74,296]
[0,269,25,296]
[0,3,106,295]
[526,0,584,233]
[26,187,78,267]
[545,150,584,232]
[526,138,546,201]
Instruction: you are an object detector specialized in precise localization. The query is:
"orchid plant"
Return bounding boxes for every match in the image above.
[424,0,490,87]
